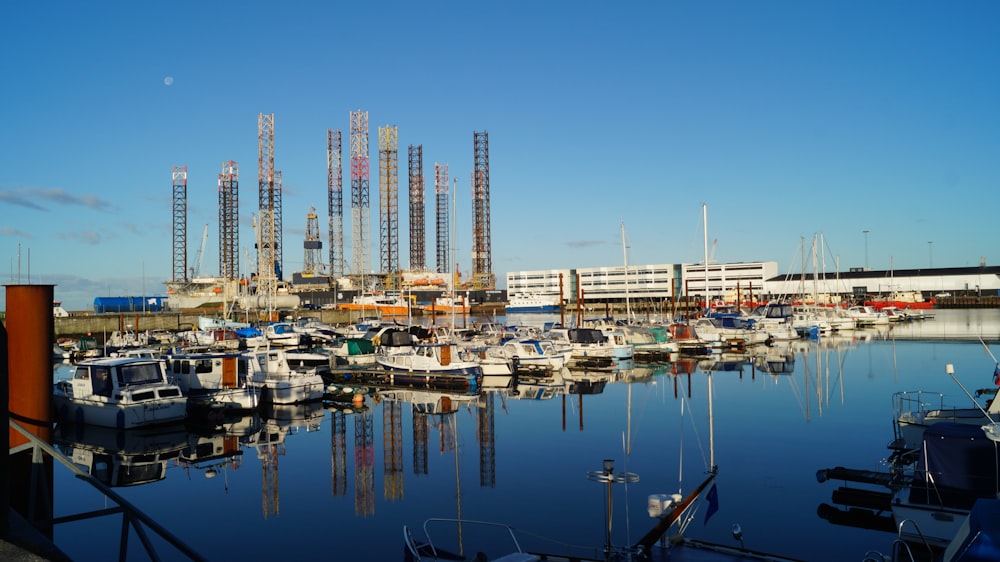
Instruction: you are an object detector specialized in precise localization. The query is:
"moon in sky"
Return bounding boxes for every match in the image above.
[164,76,174,86]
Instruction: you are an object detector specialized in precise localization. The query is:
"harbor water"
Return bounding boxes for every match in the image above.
[45,309,1000,561]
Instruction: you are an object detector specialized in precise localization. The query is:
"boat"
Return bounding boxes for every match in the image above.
[375,342,483,391]
[691,316,771,348]
[818,420,1000,551]
[504,292,561,313]
[865,290,936,311]
[497,337,568,372]
[163,351,261,412]
[666,322,713,356]
[262,322,301,347]
[420,294,471,315]
[892,362,1000,451]
[845,305,890,327]
[337,292,413,316]
[246,348,326,404]
[53,357,188,429]
[326,337,377,366]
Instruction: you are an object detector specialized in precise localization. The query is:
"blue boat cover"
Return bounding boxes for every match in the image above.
[909,422,1000,509]
[947,499,1000,562]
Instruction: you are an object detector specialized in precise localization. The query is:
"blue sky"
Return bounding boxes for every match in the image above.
[3,1,998,311]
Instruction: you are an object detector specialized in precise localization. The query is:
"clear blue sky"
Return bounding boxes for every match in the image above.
[3,1,998,311]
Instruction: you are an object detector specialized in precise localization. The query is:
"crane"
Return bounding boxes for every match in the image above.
[192,224,208,278]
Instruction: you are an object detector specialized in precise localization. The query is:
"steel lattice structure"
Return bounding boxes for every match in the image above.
[274,170,283,279]
[408,145,425,271]
[218,160,239,280]
[378,125,399,285]
[303,206,322,275]
[434,163,449,274]
[257,113,277,289]
[327,129,344,280]
[350,110,370,280]
[171,166,188,282]
[472,130,494,288]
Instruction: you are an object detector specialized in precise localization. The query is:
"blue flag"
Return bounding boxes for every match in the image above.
[704,483,719,524]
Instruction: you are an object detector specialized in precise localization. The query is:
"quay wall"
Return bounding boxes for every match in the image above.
[3,297,997,338]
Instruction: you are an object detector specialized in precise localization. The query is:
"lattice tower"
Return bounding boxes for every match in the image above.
[218,160,239,280]
[378,125,399,287]
[383,400,404,501]
[435,163,449,274]
[408,145,425,271]
[303,206,322,275]
[350,110,370,281]
[254,210,277,311]
[472,131,494,288]
[328,129,344,279]
[171,166,188,282]
[257,112,277,293]
[274,170,283,279]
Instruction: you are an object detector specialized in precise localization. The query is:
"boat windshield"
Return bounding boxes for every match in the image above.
[117,362,163,386]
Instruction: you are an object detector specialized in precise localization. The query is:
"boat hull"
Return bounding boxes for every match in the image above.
[53,392,187,429]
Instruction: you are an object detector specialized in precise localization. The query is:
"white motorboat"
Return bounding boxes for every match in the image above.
[376,343,483,376]
[164,351,261,412]
[498,337,568,372]
[845,305,889,327]
[262,322,302,347]
[53,357,187,429]
[247,348,326,404]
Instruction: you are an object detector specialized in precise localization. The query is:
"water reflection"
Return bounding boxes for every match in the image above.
[55,422,189,487]
[41,309,1000,562]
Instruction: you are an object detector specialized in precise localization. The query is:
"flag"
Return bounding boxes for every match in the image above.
[704,483,719,524]
[993,364,1000,386]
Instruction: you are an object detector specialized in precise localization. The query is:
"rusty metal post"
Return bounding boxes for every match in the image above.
[5,284,55,537]
[6,284,54,447]
[1,317,9,535]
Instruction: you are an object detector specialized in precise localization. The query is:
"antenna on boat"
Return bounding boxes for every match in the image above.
[979,336,999,365]
[944,364,994,421]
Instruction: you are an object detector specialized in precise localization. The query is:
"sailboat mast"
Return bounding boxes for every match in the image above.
[622,222,632,320]
[702,204,709,311]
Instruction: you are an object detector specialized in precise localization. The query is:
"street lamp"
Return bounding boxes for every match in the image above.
[863,230,870,269]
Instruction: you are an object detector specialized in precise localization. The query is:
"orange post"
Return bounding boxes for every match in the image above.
[6,284,55,447]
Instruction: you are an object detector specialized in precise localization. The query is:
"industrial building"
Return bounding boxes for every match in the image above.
[507,262,1000,306]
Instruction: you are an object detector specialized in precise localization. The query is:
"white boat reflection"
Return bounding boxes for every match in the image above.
[54,422,189,487]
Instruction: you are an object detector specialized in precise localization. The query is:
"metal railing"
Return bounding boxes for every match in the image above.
[8,419,206,562]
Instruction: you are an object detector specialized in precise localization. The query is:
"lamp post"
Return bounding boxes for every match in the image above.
[863,230,870,269]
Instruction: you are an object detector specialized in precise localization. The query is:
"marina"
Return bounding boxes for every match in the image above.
[10,309,997,561]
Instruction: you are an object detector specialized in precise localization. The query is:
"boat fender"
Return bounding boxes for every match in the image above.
[372,335,381,347]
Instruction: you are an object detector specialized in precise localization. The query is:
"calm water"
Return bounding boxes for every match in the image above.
[44,309,1000,562]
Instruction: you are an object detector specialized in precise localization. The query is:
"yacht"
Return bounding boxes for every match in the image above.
[53,357,187,429]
